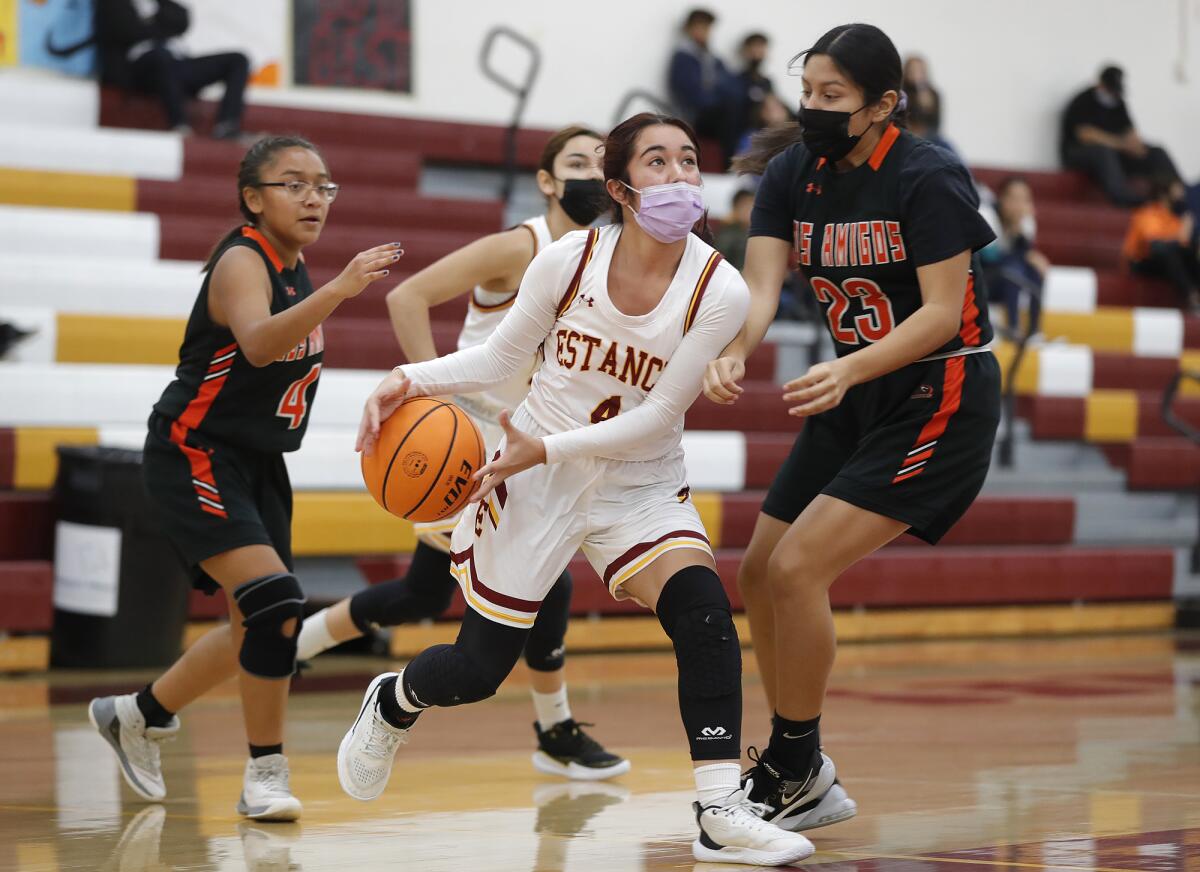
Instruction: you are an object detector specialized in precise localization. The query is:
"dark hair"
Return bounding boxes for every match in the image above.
[201,134,324,273]
[1099,65,1124,93]
[732,188,755,207]
[742,32,768,48]
[538,124,604,176]
[732,22,904,176]
[603,112,712,243]
[1149,170,1181,201]
[997,176,1029,198]
[684,8,715,28]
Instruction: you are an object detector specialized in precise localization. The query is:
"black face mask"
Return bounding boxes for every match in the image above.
[1170,198,1188,216]
[556,178,609,226]
[797,103,870,162]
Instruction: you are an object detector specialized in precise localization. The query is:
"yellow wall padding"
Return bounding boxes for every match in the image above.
[292,492,417,556]
[1041,309,1134,354]
[690,491,723,549]
[14,428,99,489]
[56,314,185,365]
[0,167,135,211]
[991,341,1039,395]
[1084,389,1138,442]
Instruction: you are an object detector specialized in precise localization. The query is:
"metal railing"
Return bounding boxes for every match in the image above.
[479,26,542,206]
[1161,368,1200,572]
[997,331,1033,469]
[611,89,675,127]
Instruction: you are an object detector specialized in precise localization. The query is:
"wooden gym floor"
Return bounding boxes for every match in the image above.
[0,632,1198,871]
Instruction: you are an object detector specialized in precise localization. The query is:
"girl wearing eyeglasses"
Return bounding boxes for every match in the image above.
[89,135,399,822]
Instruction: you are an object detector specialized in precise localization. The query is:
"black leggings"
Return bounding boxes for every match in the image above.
[349,541,571,672]
[1132,240,1200,303]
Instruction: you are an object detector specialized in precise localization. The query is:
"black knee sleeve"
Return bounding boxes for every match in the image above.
[348,542,457,632]
[524,570,572,672]
[656,565,742,760]
[402,608,529,707]
[234,572,306,679]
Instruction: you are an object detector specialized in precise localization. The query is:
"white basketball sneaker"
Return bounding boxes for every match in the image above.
[778,780,858,832]
[337,672,413,801]
[88,693,179,801]
[236,754,302,821]
[692,782,815,866]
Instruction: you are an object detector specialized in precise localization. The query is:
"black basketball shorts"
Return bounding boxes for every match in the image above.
[142,413,294,593]
[761,351,1001,544]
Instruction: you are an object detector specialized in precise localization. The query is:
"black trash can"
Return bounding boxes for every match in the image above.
[50,446,191,668]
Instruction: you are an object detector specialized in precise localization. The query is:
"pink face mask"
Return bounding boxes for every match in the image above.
[623,181,705,243]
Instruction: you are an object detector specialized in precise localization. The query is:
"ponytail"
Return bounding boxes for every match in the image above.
[731,122,804,177]
[201,226,248,273]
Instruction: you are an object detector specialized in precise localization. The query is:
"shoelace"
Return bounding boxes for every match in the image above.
[363,719,405,760]
[710,784,774,830]
[252,761,291,795]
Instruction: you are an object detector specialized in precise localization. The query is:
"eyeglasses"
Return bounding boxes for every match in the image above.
[257,180,340,202]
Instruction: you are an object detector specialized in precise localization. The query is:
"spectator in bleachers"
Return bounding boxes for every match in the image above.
[667,8,744,165]
[1060,65,1180,207]
[980,177,1048,339]
[714,188,755,270]
[903,55,958,157]
[96,0,249,139]
[1123,174,1200,312]
[736,35,777,136]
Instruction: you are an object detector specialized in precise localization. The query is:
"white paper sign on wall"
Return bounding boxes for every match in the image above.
[53,521,122,618]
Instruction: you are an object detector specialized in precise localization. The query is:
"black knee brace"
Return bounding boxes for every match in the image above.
[656,565,742,760]
[348,542,456,632]
[233,572,306,679]
[524,570,571,672]
[402,608,529,707]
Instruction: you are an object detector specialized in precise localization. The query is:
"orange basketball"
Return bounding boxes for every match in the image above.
[361,397,486,523]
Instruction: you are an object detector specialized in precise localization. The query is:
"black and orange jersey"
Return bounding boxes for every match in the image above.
[153,227,324,454]
[750,125,995,359]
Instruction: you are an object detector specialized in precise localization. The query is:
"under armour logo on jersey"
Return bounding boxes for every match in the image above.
[286,285,297,296]
[578,294,595,307]
[806,182,822,195]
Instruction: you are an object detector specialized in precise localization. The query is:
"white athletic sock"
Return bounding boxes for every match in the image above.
[531,685,571,731]
[694,762,741,807]
[296,608,337,661]
[394,669,424,714]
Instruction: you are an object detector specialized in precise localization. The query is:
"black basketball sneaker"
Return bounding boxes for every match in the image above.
[532,720,631,781]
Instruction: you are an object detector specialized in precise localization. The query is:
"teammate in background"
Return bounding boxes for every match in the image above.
[705,23,1000,830]
[89,135,400,820]
[337,114,815,867]
[296,126,629,781]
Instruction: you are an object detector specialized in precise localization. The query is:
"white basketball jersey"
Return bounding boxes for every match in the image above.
[456,215,553,412]
[523,224,737,462]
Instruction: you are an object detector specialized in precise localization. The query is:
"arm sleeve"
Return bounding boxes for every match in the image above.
[900,162,997,267]
[399,243,569,396]
[748,146,799,242]
[541,273,750,464]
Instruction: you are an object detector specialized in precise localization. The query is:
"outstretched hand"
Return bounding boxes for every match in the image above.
[468,410,546,504]
[782,360,853,417]
[356,369,413,455]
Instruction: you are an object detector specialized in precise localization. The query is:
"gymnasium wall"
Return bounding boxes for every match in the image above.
[244,0,1200,178]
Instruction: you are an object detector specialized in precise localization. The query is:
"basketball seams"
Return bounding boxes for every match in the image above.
[445,409,485,514]
[404,403,458,518]
[378,398,449,512]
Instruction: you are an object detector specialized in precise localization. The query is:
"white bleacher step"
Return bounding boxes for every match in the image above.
[0,69,99,128]
[0,363,751,491]
[0,255,202,317]
[0,206,160,260]
[0,121,182,180]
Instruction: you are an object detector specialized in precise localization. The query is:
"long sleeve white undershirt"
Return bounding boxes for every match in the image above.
[398,236,749,464]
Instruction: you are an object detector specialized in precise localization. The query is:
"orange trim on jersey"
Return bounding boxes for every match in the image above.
[241,226,284,273]
[868,124,901,171]
[555,227,600,317]
[893,356,965,485]
[169,342,238,517]
[815,157,827,170]
[958,272,982,347]
[683,252,724,334]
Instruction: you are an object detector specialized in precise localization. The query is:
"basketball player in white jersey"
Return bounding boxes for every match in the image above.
[338,114,816,867]
[296,126,629,780]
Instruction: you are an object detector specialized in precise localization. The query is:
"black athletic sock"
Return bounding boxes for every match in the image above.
[377,674,420,729]
[767,712,821,774]
[135,684,175,729]
[249,742,283,759]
